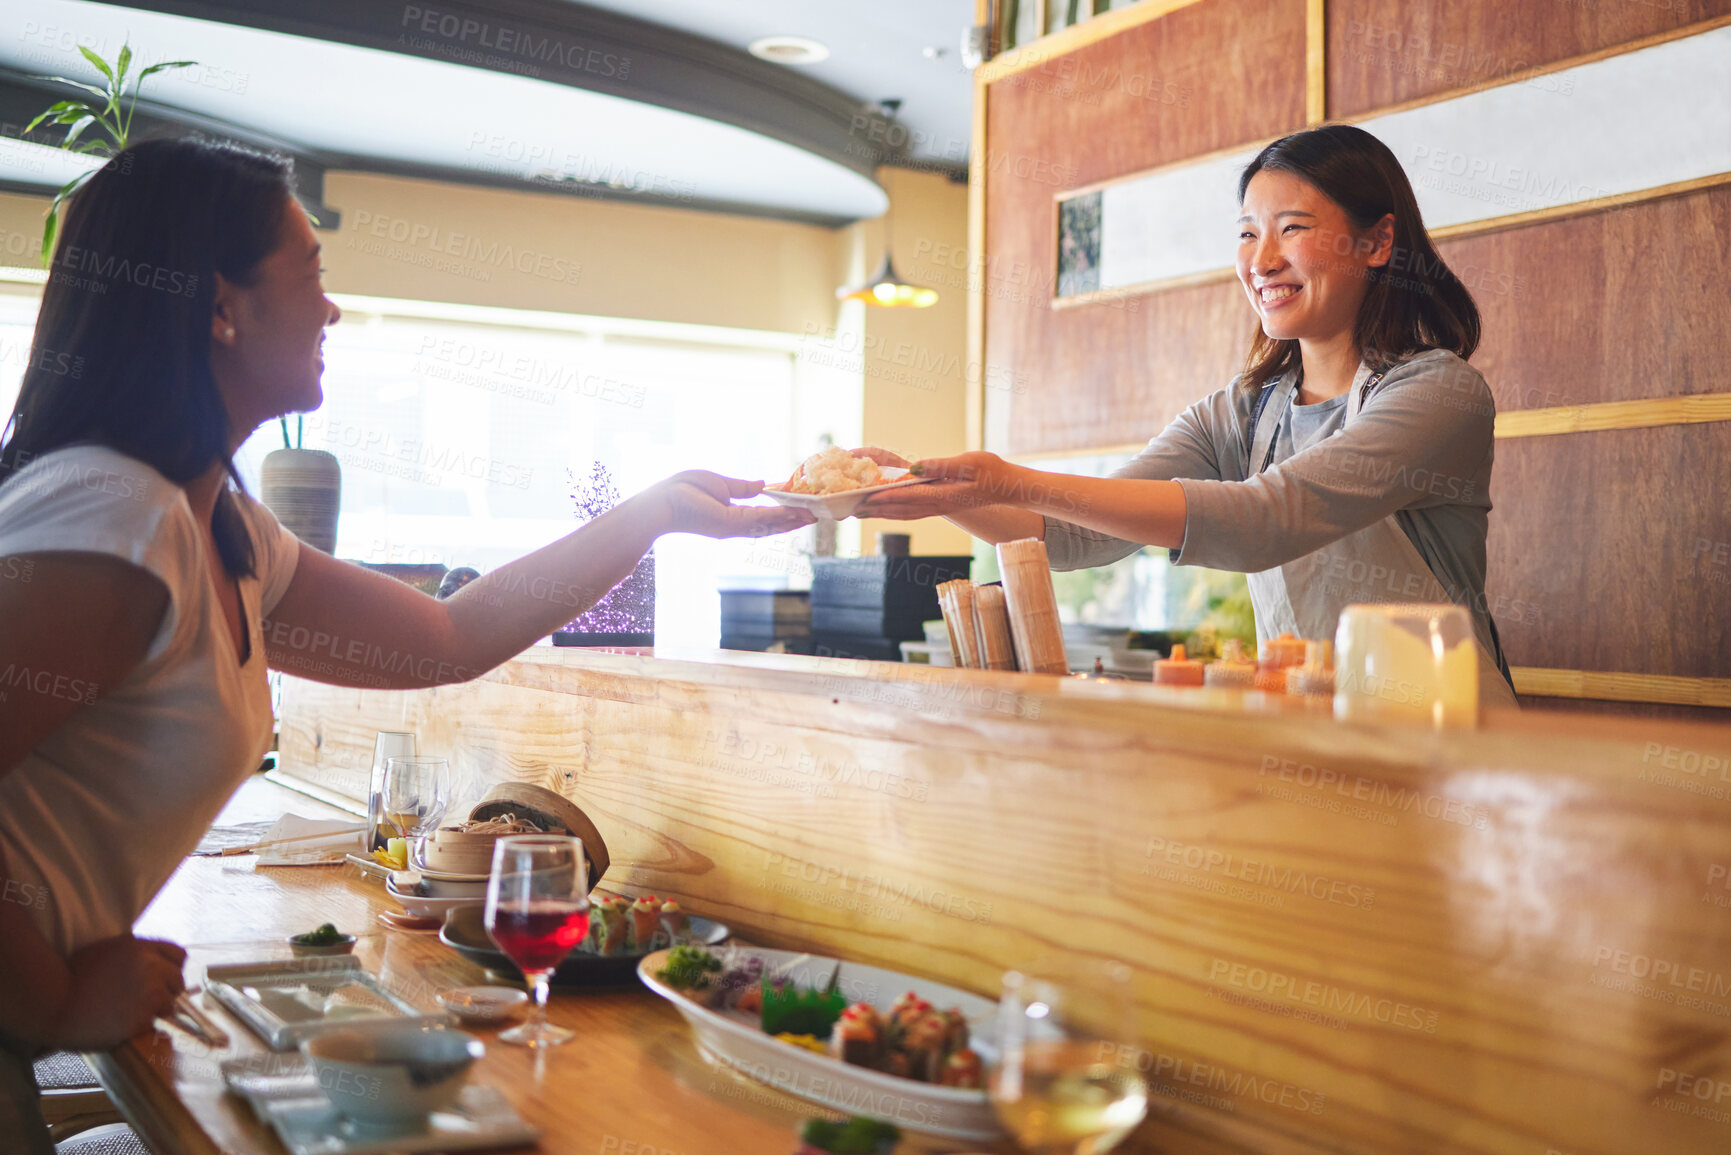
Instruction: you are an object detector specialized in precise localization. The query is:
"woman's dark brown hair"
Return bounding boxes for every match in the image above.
[0,138,297,578]
[1236,124,1480,395]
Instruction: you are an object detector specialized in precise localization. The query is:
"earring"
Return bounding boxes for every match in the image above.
[224,326,235,340]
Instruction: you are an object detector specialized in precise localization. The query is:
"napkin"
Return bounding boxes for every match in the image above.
[253,814,365,866]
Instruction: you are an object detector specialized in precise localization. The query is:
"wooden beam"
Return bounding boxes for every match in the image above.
[1305,0,1326,124]
[1513,667,1731,708]
[1494,393,1731,439]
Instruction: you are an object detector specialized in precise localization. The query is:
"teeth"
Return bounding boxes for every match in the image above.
[1260,285,1298,302]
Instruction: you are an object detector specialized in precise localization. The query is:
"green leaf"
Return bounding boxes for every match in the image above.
[115,43,132,88]
[40,211,58,267]
[23,101,85,134]
[77,45,114,84]
[33,75,109,102]
[55,104,95,123]
[137,60,196,81]
[61,114,98,148]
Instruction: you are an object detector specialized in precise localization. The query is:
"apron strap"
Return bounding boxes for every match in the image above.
[1247,376,1298,476]
[1349,364,1518,696]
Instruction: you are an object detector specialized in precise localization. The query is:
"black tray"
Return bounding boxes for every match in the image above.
[439,904,728,987]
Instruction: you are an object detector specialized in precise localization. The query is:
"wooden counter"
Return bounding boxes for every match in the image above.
[279,646,1731,1155]
[93,777,1002,1155]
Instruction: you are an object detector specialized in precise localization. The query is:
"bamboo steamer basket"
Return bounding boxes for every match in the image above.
[421,782,611,887]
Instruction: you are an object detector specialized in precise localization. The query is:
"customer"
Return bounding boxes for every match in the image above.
[0,139,812,1150]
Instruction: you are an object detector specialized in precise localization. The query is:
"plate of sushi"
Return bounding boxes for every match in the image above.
[761,448,937,521]
[639,945,1001,1141]
[439,893,727,987]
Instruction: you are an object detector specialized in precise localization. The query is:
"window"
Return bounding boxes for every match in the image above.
[1,279,810,648]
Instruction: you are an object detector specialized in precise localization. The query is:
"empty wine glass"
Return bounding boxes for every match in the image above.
[381,755,451,861]
[989,958,1149,1154]
[484,835,590,1047]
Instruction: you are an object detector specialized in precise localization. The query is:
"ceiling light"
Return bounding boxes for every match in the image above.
[748,36,830,65]
[837,252,938,309]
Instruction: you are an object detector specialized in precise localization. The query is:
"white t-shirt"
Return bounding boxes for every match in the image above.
[0,445,300,955]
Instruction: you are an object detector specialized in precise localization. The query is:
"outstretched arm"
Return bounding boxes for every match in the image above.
[264,471,812,688]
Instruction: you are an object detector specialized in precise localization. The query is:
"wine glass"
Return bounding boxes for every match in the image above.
[381,756,451,861]
[366,732,416,851]
[989,958,1149,1154]
[484,834,590,1047]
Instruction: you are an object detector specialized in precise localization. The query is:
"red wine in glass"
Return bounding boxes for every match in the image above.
[489,901,591,972]
[485,834,589,1047]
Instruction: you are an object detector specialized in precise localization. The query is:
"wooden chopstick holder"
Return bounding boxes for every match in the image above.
[994,538,1069,675]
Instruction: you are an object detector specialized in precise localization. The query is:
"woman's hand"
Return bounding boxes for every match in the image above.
[45,935,186,1050]
[652,471,816,539]
[854,451,1033,520]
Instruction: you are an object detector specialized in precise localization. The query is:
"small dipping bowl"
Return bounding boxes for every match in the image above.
[301,1024,483,1125]
[436,986,528,1025]
[286,932,356,958]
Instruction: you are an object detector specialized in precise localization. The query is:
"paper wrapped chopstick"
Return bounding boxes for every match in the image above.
[973,583,1019,671]
[937,579,983,669]
[994,539,1069,675]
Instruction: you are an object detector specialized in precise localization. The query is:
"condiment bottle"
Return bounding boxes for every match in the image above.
[1286,639,1335,696]
[1154,644,1205,686]
[1254,632,1306,693]
[1203,638,1257,688]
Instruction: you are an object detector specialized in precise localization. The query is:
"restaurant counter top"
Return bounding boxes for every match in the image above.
[275,645,1731,1154]
[95,776,999,1155]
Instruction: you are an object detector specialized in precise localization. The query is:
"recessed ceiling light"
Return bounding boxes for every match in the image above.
[748,36,830,65]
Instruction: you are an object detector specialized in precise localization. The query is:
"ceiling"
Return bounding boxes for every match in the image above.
[562,0,977,169]
[0,0,980,226]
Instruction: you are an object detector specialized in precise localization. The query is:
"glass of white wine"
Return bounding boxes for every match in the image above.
[381,755,452,863]
[989,958,1149,1155]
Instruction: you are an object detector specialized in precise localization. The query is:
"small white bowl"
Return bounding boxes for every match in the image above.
[385,877,484,922]
[436,986,528,1025]
[301,1024,482,1125]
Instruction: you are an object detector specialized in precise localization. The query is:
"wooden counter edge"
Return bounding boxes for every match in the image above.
[85,1042,224,1155]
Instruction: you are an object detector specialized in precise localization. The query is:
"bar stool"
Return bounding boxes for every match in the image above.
[53,1124,148,1154]
[31,1051,124,1143]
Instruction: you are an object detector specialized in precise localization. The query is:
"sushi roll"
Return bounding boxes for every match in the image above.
[938,1007,970,1054]
[901,1011,953,1083]
[629,895,660,950]
[828,1003,883,1069]
[596,895,629,955]
[658,898,688,946]
[939,1048,984,1089]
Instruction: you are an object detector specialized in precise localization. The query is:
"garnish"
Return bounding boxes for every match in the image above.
[761,964,847,1037]
[655,945,722,990]
[291,922,344,945]
[797,1116,901,1153]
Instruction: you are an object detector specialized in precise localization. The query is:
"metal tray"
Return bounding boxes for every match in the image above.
[204,956,449,1050]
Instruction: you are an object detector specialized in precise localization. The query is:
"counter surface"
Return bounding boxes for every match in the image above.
[92,777,1006,1155]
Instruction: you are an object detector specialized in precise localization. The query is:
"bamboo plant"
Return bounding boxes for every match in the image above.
[23,42,195,263]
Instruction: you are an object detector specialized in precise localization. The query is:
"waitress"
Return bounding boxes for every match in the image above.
[858,124,1517,707]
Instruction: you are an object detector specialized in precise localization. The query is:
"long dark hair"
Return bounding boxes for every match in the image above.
[1236,124,1480,394]
[0,138,298,578]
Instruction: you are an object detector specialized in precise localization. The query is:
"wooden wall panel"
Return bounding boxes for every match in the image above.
[984,0,1307,456]
[1436,184,1731,411]
[1327,0,1731,120]
[1486,423,1731,680]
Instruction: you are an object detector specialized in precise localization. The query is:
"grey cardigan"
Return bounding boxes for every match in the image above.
[1042,349,1506,647]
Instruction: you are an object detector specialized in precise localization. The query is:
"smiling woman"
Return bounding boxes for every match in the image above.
[856,125,1517,709]
[0,136,811,1151]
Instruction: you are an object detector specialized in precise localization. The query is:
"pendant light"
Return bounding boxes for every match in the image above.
[836,101,939,309]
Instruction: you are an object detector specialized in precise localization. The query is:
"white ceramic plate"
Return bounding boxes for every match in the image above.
[761,467,939,521]
[639,947,1002,1141]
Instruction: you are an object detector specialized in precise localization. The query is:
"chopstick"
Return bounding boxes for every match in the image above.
[218,826,365,856]
[162,990,229,1048]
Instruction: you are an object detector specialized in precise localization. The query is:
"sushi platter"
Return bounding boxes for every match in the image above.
[638,946,1003,1141]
